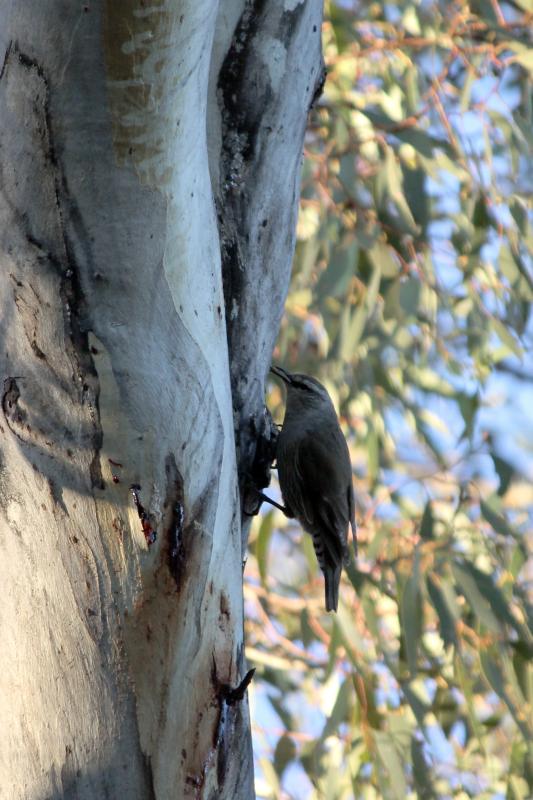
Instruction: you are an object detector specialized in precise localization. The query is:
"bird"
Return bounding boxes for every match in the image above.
[270,365,356,612]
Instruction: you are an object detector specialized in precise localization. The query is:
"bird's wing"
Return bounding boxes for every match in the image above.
[291,435,351,565]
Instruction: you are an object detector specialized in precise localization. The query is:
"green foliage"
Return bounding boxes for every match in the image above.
[248,1,533,797]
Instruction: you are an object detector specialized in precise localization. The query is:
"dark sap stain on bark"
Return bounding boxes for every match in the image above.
[182,643,252,796]
[130,484,158,546]
[164,453,186,589]
[206,661,256,793]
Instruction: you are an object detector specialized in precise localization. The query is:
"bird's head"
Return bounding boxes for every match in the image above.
[270,365,334,416]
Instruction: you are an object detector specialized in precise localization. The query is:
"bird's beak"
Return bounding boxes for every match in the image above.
[270,365,293,385]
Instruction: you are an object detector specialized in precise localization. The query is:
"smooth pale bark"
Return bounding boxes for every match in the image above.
[0,1,323,798]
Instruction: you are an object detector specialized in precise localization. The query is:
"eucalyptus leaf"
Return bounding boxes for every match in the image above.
[426,574,458,647]
[452,561,502,633]
[256,511,274,586]
[401,550,422,676]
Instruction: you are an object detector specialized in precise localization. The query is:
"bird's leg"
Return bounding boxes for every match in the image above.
[255,491,290,516]
[242,489,288,516]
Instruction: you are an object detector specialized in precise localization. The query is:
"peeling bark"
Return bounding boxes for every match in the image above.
[0,1,323,798]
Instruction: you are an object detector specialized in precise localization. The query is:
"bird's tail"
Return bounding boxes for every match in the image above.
[324,564,342,612]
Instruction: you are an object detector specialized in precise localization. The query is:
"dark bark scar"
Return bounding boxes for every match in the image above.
[130,484,158,546]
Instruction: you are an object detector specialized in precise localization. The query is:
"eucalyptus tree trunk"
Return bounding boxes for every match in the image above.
[0,2,323,798]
